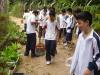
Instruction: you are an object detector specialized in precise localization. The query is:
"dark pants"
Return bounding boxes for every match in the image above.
[66,27,73,42]
[25,33,36,56]
[38,26,45,38]
[94,70,100,75]
[24,23,27,32]
[66,32,72,42]
[45,40,56,61]
[59,28,66,39]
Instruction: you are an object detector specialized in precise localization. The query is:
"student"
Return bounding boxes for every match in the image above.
[70,11,100,75]
[38,8,47,41]
[58,9,67,44]
[73,8,82,37]
[43,11,59,65]
[64,8,75,45]
[40,6,47,16]
[24,10,39,57]
[23,9,30,32]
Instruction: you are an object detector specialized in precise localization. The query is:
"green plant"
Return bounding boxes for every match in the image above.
[0,67,9,75]
[0,57,9,75]
[1,43,20,62]
[7,21,26,44]
[10,2,23,18]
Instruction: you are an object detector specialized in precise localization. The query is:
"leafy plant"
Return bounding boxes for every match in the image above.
[1,43,20,62]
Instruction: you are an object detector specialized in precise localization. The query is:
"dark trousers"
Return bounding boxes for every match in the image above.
[25,33,36,56]
[66,32,72,42]
[24,23,27,32]
[45,40,56,61]
[66,27,73,42]
[38,26,45,38]
[59,28,66,39]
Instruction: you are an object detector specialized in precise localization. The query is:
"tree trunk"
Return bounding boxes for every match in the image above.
[0,0,8,13]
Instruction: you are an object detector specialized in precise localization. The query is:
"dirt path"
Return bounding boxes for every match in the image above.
[10,16,75,75]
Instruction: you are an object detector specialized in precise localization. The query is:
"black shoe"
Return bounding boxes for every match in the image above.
[24,52,29,56]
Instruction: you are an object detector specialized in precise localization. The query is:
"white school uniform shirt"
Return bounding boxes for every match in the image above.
[26,14,36,34]
[39,14,47,27]
[58,14,67,29]
[65,15,75,33]
[23,12,30,24]
[45,19,59,40]
[70,30,100,75]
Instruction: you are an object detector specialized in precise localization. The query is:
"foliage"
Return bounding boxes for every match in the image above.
[10,2,23,18]
[7,21,26,44]
[1,43,20,62]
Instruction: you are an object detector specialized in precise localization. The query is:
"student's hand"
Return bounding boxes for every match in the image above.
[83,68,92,75]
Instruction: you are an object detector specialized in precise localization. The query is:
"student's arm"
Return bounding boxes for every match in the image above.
[88,33,100,71]
[56,21,60,31]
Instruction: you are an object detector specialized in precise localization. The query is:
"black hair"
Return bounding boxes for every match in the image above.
[43,6,47,12]
[49,10,55,17]
[24,9,28,12]
[43,6,47,10]
[75,11,92,26]
[73,8,82,17]
[61,9,66,13]
[66,8,72,13]
[33,10,39,15]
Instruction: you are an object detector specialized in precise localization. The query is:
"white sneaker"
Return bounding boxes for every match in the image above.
[64,43,67,46]
[46,61,51,65]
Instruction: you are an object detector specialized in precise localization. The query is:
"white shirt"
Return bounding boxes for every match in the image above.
[58,14,67,28]
[26,14,36,34]
[45,20,59,40]
[39,14,47,27]
[23,12,30,24]
[70,30,100,75]
[65,15,75,33]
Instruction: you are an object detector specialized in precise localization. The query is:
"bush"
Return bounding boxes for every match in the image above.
[10,2,23,18]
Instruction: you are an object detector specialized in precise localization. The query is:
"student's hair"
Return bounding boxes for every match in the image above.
[66,8,72,13]
[75,11,92,26]
[43,6,47,10]
[61,9,66,13]
[24,9,28,12]
[33,10,39,15]
[43,6,47,12]
[49,10,55,17]
[73,8,82,17]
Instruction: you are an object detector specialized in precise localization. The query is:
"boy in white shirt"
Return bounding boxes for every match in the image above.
[73,8,82,37]
[38,8,47,40]
[43,10,59,65]
[65,8,75,45]
[70,11,100,75]
[24,10,39,57]
[58,9,67,44]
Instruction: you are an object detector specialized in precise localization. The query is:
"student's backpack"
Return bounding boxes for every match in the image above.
[92,32,100,75]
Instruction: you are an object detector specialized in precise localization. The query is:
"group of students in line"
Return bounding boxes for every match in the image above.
[23,6,100,75]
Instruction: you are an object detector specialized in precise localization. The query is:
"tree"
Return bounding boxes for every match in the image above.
[0,0,8,13]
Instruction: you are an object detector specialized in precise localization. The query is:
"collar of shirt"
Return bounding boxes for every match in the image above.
[81,29,94,40]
